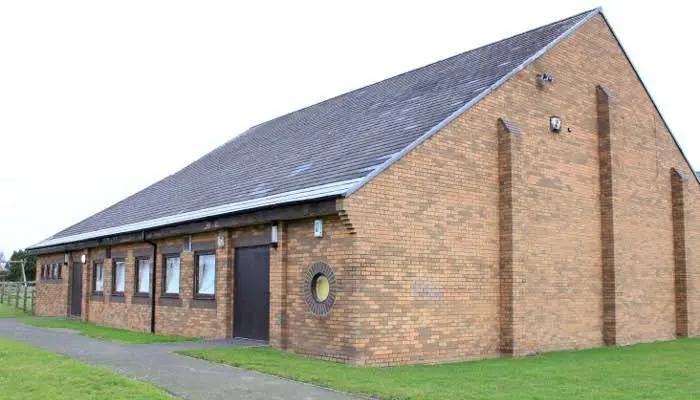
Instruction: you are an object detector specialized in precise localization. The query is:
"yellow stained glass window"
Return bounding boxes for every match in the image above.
[314,274,330,302]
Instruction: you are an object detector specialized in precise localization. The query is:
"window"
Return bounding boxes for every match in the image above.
[303,261,336,316]
[195,252,216,297]
[40,265,46,280]
[93,262,104,293]
[163,255,180,296]
[51,264,58,279]
[312,274,330,302]
[113,260,126,294]
[135,258,151,295]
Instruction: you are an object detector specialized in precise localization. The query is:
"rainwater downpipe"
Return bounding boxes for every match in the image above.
[143,231,157,334]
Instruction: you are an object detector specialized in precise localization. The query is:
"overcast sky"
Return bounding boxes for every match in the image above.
[0,0,697,255]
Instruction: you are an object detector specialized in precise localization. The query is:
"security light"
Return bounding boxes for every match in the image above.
[550,116,562,133]
[271,224,278,244]
[539,73,554,82]
[314,219,323,237]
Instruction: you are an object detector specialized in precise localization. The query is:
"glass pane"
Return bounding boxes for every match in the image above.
[165,257,180,294]
[138,259,151,293]
[314,275,329,302]
[197,254,216,295]
[95,264,104,292]
[115,262,126,292]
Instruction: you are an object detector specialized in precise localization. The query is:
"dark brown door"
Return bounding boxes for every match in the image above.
[234,246,269,340]
[70,262,83,317]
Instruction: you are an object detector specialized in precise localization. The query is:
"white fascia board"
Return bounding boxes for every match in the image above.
[28,179,359,249]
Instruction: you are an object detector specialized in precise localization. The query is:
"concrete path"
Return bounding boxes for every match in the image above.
[0,319,358,400]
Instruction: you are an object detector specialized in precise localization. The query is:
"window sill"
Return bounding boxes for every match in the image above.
[109,294,125,303]
[191,298,216,309]
[161,293,180,299]
[41,279,63,285]
[90,293,104,301]
[158,296,183,307]
[131,295,151,305]
[133,292,150,298]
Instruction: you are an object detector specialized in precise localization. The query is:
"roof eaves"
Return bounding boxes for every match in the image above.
[27,178,359,250]
[344,8,602,196]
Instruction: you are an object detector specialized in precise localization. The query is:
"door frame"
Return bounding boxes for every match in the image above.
[232,245,270,340]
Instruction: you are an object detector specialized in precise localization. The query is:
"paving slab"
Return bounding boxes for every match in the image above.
[0,319,358,400]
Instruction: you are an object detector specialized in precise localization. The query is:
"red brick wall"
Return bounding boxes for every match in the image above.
[35,253,69,317]
[686,181,700,337]
[342,14,699,364]
[153,232,229,338]
[84,233,228,338]
[86,245,150,332]
[276,216,356,362]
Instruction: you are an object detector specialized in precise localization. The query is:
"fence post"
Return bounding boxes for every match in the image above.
[15,284,20,308]
[23,286,28,312]
[0,282,4,303]
[32,285,36,314]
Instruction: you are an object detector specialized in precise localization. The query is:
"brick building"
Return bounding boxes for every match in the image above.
[29,8,699,365]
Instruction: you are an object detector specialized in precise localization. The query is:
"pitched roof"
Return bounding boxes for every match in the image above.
[30,8,600,249]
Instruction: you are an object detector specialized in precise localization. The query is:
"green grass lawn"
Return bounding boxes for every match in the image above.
[22,318,196,344]
[0,337,171,400]
[0,303,30,318]
[182,338,700,400]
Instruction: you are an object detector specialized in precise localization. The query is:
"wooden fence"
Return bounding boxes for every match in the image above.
[0,281,36,314]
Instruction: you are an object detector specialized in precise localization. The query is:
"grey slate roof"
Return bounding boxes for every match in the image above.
[32,9,599,248]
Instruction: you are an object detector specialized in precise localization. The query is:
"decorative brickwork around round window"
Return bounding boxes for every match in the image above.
[303,261,336,316]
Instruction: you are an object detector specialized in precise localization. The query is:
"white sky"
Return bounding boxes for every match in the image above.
[0,0,697,255]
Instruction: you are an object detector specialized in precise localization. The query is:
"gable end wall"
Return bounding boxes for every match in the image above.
[343,14,699,364]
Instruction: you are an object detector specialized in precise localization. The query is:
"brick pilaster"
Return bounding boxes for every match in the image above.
[597,85,616,345]
[497,117,521,355]
[670,168,689,338]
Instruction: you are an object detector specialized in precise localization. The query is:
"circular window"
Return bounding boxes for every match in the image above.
[312,274,330,302]
[303,261,336,316]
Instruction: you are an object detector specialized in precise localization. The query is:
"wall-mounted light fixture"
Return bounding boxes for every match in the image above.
[314,219,323,238]
[64,253,70,265]
[550,116,562,133]
[271,224,278,244]
[183,235,192,252]
[80,254,87,264]
[539,73,554,83]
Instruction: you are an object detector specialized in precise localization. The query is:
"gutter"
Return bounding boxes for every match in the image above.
[28,179,359,251]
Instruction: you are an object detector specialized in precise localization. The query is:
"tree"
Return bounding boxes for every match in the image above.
[5,250,36,282]
[0,251,7,281]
